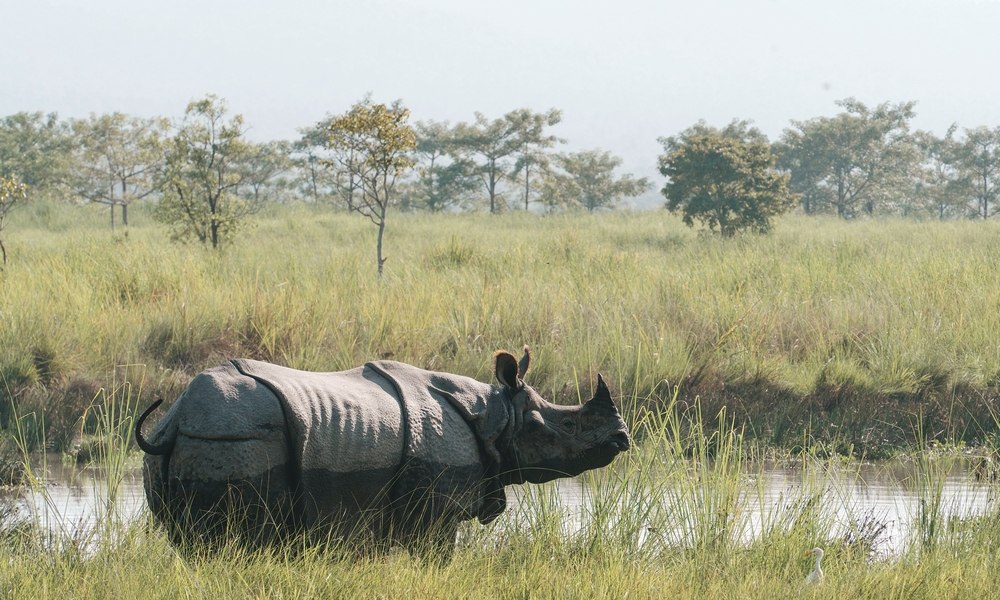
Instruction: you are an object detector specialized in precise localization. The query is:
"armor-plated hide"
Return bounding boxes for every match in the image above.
[142,359,513,546]
[137,351,630,553]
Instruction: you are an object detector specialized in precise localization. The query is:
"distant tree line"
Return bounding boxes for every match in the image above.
[0,98,650,217]
[2,94,999,248]
[659,98,1000,235]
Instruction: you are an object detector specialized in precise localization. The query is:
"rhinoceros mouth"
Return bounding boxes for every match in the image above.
[607,431,631,452]
[514,442,627,484]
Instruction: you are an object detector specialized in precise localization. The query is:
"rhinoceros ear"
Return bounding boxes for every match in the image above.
[495,351,521,390]
[517,345,531,380]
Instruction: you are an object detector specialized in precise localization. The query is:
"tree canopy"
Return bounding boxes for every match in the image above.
[449,109,559,213]
[10,94,1000,233]
[776,99,918,218]
[292,117,341,203]
[154,95,259,248]
[660,121,796,237]
[0,175,28,264]
[70,112,167,230]
[952,126,1000,219]
[0,112,72,197]
[452,113,521,213]
[509,108,563,211]
[409,120,477,212]
[542,149,649,212]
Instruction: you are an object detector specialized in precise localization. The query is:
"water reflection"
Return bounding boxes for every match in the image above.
[9,455,997,555]
[10,455,145,541]
[504,459,997,555]
[752,461,994,554]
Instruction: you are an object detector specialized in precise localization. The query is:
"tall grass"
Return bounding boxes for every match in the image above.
[2,202,1000,456]
[2,374,999,598]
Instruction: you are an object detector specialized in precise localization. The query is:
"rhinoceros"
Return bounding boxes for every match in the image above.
[134,347,630,555]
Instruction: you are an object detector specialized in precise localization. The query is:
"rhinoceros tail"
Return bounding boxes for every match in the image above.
[134,399,174,455]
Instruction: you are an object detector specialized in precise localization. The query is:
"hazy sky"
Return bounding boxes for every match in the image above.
[5,0,1000,182]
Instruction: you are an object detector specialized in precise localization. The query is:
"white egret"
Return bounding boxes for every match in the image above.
[804,547,824,585]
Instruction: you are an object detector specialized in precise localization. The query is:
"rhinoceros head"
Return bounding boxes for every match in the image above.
[495,348,631,486]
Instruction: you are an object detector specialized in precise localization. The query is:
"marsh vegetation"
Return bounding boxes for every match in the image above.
[2,206,1000,596]
[3,204,999,457]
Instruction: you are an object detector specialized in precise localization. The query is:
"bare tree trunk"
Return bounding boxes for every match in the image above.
[0,238,6,265]
[837,179,846,218]
[983,174,990,219]
[488,160,498,213]
[309,158,319,201]
[121,180,129,228]
[524,163,530,211]
[376,215,386,279]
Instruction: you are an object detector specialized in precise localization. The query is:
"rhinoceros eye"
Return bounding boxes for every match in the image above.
[561,417,577,432]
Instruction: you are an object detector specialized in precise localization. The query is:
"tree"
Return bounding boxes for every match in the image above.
[509,108,563,210]
[952,126,1000,219]
[292,117,340,203]
[154,95,259,249]
[771,134,830,216]
[452,112,522,213]
[776,99,918,218]
[238,140,294,204]
[70,112,167,231]
[0,112,73,198]
[0,175,28,265]
[659,121,796,237]
[326,98,416,279]
[452,109,563,213]
[542,149,649,212]
[411,120,477,212]
[912,128,966,220]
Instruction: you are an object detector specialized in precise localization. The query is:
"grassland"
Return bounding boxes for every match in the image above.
[3,201,1000,457]
[3,203,1000,596]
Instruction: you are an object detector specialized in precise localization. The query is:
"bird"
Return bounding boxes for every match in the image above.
[804,547,824,585]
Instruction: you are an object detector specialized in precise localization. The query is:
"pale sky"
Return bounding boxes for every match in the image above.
[5,0,1000,184]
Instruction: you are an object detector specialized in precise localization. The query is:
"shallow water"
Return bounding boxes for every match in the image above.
[752,460,995,554]
[7,454,996,554]
[7,456,145,542]
[503,458,997,555]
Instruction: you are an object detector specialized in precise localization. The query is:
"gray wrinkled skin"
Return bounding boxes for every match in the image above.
[135,348,630,555]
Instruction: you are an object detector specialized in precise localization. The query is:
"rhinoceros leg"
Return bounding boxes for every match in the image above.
[397,518,459,562]
[164,437,297,547]
[386,482,470,560]
[151,365,299,547]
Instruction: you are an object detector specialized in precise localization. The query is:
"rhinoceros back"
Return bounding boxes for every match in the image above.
[232,359,489,526]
